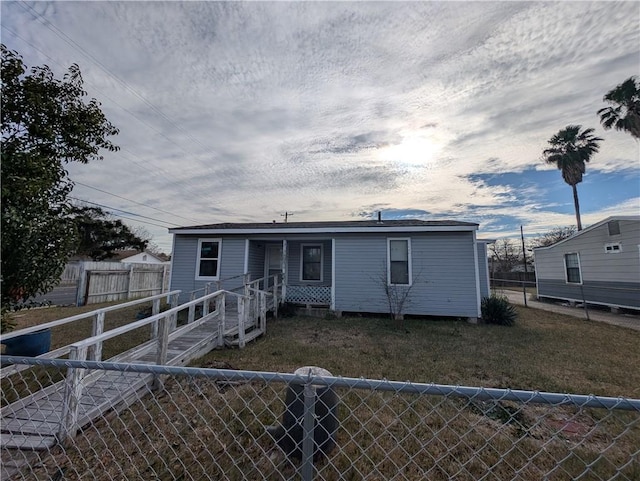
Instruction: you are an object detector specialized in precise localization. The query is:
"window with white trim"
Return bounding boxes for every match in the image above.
[196,239,221,280]
[388,238,411,285]
[604,242,622,253]
[564,253,581,284]
[301,244,323,281]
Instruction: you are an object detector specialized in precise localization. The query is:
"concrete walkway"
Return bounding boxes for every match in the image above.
[497,290,640,332]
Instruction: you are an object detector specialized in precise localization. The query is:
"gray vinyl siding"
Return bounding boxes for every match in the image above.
[247,242,265,280]
[170,236,245,303]
[534,218,640,309]
[171,231,481,316]
[334,232,478,318]
[477,243,490,298]
[537,279,640,309]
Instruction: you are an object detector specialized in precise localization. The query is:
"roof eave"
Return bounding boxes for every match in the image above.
[533,215,640,251]
[169,225,478,235]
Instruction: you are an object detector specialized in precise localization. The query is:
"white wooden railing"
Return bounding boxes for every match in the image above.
[0,291,181,379]
[58,288,229,441]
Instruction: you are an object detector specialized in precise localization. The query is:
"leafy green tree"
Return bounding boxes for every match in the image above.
[542,125,602,231]
[1,45,119,327]
[597,76,640,139]
[71,206,148,260]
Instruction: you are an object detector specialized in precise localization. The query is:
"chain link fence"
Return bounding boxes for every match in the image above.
[2,357,639,480]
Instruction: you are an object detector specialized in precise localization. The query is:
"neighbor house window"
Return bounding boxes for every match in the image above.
[301,244,323,281]
[608,220,620,236]
[388,238,411,285]
[196,239,221,280]
[564,253,581,284]
[604,242,622,253]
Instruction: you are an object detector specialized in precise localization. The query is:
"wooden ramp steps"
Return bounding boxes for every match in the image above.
[1,314,227,451]
[1,301,269,452]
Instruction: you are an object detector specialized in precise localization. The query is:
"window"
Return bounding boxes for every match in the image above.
[608,220,620,236]
[196,239,221,280]
[604,242,622,253]
[142,254,147,261]
[301,244,323,281]
[564,253,581,284]
[388,238,411,285]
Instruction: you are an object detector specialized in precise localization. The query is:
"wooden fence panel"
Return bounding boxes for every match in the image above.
[76,262,170,306]
[86,270,130,304]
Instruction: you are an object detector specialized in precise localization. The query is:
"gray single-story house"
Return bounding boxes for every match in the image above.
[534,216,640,310]
[168,219,491,320]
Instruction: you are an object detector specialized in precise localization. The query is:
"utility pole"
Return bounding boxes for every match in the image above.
[520,225,528,307]
[281,212,294,223]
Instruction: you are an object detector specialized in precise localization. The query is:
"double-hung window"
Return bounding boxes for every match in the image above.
[196,239,221,280]
[564,253,581,284]
[388,238,411,285]
[301,244,323,282]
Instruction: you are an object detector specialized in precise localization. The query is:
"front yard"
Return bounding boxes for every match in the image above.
[4,304,639,480]
[203,307,640,398]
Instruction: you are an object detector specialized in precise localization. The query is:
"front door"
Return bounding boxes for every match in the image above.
[265,244,282,286]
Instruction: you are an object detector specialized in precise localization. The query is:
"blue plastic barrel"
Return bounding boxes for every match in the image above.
[2,329,52,357]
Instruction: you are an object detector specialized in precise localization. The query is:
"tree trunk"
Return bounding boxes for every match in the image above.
[572,184,582,231]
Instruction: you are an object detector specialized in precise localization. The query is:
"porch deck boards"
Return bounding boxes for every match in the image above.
[1,309,256,452]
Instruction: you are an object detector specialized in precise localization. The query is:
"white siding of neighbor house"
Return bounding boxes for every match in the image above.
[121,252,165,264]
[334,232,479,318]
[534,218,640,309]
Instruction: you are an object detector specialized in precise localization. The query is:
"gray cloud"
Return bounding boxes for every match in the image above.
[2,0,638,251]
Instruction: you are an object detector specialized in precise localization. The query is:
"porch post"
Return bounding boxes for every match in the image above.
[281,239,288,303]
[331,238,336,311]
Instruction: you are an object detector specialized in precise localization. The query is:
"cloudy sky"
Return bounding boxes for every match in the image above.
[2,1,639,253]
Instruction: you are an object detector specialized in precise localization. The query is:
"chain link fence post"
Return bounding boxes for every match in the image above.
[301,380,316,481]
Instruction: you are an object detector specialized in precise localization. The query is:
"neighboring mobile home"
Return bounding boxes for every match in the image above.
[534,216,640,310]
[169,219,490,320]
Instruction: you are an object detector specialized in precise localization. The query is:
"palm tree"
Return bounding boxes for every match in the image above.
[597,76,640,139]
[542,125,602,231]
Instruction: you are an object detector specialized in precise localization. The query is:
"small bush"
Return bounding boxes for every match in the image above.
[277,302,297,318]
[481,295,517,326]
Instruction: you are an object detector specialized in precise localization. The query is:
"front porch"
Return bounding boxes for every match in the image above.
[246,238,333,307]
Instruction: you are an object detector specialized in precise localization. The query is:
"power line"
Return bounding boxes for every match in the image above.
[2,25,204,187]
[72,180,199,223]
[2,25,211,223]
[69,197,180,228]
[16,1,214,155]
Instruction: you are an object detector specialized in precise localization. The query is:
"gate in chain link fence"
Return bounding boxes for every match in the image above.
[1,357,639,481]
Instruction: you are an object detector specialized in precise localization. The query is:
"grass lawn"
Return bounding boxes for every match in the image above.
[202,306,639,398]
[1,300,168,406]
[6,305,640,480]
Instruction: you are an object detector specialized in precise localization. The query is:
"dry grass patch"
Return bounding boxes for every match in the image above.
[1,300,167,407]
[4,305,640,480]
[20,374,639,480]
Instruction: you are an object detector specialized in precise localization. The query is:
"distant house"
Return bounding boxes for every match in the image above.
[533,216,640,310]
[168,219,491,320]
[113,250,167,264]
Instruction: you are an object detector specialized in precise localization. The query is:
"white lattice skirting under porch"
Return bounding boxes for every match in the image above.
[285,285,331,305]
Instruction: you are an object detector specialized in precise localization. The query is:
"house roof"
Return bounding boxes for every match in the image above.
[113,250,165,262]
[533,215,640,251]
[169,219,478,235]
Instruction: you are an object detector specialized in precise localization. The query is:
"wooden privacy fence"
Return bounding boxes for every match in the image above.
[76,262,170,306]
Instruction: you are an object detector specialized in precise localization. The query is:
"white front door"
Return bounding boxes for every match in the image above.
[265,244,282,286]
